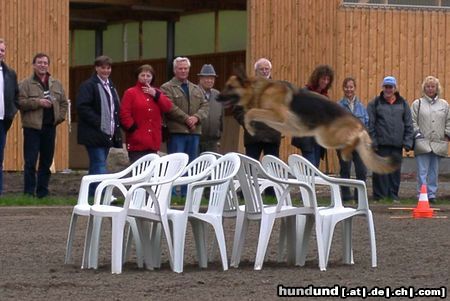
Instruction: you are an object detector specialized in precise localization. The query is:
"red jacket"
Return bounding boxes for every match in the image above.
[120,82,172,152]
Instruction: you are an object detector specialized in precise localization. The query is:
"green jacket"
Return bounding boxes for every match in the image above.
[161,77,208,135]
[18,74,68,129]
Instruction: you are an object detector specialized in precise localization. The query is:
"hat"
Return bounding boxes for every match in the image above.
[382,76,397,87]
[198,64,218,77]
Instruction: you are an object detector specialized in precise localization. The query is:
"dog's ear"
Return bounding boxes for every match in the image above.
[233,64,248,85]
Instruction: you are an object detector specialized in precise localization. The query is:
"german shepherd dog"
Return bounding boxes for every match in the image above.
[217,72,399,174]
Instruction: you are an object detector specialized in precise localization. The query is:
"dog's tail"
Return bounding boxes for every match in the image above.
[356,130,401,174]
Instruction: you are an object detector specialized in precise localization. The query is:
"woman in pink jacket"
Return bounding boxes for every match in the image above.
[120,64,172,162]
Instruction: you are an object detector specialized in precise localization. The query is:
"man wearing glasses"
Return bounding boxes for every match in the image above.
[367,76,414,202]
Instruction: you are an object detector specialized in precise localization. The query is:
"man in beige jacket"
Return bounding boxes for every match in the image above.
[18,53,67,198]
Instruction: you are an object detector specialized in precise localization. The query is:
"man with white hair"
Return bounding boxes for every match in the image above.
[161,57,209,196]
[233,58,282,161]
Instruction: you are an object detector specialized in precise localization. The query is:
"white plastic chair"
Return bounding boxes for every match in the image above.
[288,154,377,270]
[262,155,304,264]
[230,154,321,270]
[64,153,159,264]
[149,153,216,269]
[82,153,188,274]
[186,153,241,271]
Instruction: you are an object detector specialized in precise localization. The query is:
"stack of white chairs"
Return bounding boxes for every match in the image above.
[82,153,189,274]
[288,154,377,270]
[230,154,320,270]
[64,153,159,265]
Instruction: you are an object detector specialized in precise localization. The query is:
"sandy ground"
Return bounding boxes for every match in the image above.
[0,171,449,300]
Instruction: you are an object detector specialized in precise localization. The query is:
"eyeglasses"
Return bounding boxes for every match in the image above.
[383,85,394,89]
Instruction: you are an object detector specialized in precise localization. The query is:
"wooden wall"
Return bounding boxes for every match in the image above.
[0,0,69,171]
[247,0,450,172]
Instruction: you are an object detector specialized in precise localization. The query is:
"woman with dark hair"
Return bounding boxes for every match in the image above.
[76,55,122,194]
[120,64,172,162]
[292,64,334,168]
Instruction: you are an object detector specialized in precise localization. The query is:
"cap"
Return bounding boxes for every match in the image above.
[382,76,397,87]
[197,64,218,77]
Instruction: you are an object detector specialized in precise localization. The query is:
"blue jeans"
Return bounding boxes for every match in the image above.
[85,146,110,196]
[416,152,440,199]
[337,150,367,201]
[0,121,6,195]
[23,126,56,198]
[167,134,200,196]
[302,143,323,168]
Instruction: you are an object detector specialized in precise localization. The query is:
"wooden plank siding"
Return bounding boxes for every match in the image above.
[247,0,450,172]
[1,0,69,171]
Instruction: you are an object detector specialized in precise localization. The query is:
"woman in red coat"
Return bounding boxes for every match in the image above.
[120,64,172,162]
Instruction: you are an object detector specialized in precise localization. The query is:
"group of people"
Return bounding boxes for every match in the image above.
[1,34,448,203]
[291,65,449,203]
[76,56,223,197]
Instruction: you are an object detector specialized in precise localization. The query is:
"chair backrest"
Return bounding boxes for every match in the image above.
[235,154,269,214]
[141,153,189,214]
[289,154,344,207]
[199,151,222,158]
[261,155,294,205]
[77,153,159,207]
[129,153,160,179]
[190,153,241,215]
[182,154,216,178]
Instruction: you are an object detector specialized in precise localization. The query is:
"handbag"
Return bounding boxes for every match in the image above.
[412,99,430,152]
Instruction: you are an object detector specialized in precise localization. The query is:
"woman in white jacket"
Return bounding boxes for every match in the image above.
[411,76,450,203]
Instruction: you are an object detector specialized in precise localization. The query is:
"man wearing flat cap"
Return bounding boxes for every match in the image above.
[197,64,223,153]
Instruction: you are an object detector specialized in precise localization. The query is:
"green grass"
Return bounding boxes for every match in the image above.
[0,193,431,207]
[0,194,77,206]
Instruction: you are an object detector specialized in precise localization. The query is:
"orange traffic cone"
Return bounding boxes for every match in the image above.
[413,184,434,218]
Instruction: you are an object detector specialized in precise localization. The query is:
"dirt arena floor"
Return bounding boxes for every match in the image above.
[0,171,449,300]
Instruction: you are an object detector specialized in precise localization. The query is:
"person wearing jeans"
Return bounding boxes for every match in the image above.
[18,53,67,198]
[411,76,450,203]
[161,57,209,197]
[76,56,122,196]
[337,77,369,202]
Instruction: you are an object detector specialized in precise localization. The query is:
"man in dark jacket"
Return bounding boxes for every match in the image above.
[0,38,19,195]
[233,58,282,160]
[367,76,414,202]
[76,55,122,195]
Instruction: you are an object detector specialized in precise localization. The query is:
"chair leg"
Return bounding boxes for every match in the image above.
[64,213,78,264]
[81,215,93,269]
[150,222,162,269]
[230,211,248,268]
[210,217,228,271]
[191,219,208,268]
[122,223,132,265]
[367,211,377,267]
[285,216,298,265]
[314,216,327,271]
[111,216,126,274]
[126,217,145,268]
[160,218,175,270]
[88,215,103,269]
[322,216,336,268]
[342,218,354,265]
[277,217,287,263]
[254,215,276,270]
[171,216,188,273]
[296,215,313,266]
